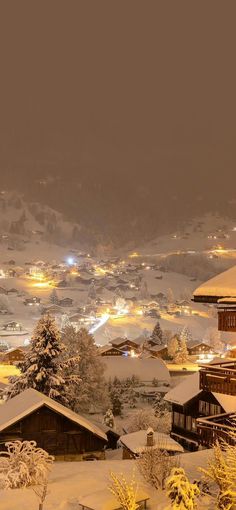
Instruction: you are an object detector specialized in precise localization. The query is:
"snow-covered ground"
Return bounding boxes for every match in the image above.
[0,450,214,510]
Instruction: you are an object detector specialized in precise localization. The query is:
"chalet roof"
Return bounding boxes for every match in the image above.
[187,340,210,349]
[98,345,123,355]
[164,372,236,412]
[149,344,167,352]
[0,389,107,441]
[103,357,170,382]
[193,265,236,300]
[119,430,183,454]
[110,337,129,346]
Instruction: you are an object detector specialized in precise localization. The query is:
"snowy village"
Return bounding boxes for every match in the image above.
[0,2,236,510]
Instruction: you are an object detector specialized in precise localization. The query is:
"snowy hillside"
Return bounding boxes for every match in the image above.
[0,190,89,262]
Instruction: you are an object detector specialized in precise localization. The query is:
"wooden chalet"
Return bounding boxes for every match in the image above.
[119,429,183,459]
[187,341,212,356]
[145,344,168,359]
[0,389,107,460]
[59,297,73,307]
[193,265,236,333]
[24,296,41,306]
[0,348,25,365]
[165,365,236,451]
[110,337,140,353]
[98,345,123,357]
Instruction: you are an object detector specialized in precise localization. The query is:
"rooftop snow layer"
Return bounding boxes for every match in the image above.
[103,357,170,382]
[119,430,184,454]
[165,371,236,412]
[193,265,236,298]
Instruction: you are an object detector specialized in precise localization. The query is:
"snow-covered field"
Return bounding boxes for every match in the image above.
[0,451,214,510]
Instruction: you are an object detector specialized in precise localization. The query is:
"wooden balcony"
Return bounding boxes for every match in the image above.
[197,412,236,447]
[199,362,236,395]
[218,309,236,332]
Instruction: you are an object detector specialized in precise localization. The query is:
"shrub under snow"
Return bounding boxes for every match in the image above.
[0,440,54,489]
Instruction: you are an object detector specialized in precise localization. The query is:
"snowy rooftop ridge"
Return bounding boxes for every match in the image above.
[0,388,107,441]
[193,265,236,299]
[164,371,236,412]
[119,430,184,454]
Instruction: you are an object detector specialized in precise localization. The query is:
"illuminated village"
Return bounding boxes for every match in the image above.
[1,2,236,509]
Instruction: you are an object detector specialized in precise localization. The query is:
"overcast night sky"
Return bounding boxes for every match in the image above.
[0,1,236,239]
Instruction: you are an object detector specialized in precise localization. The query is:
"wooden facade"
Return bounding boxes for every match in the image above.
[171,391,224,451]
[199,362,236,396]
[218,308,236,332]
[0,348,25,365]
[0,404,107,460]
[187,342,212,356]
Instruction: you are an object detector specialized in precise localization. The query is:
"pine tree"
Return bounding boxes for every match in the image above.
[103,409,115,429]
[50,288,59,305]
[110,388,123,416]
[61,326,109,413]
[5,315,79,407]
[150,321,163,345]
[166,467,200,509]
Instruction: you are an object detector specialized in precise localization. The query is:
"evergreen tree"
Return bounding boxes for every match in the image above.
[50,288,59,305]
[110,388,123,416]
[61,326,109,413]
[103,409,115,429]
[5,315,79,406]
[150,321,163,345]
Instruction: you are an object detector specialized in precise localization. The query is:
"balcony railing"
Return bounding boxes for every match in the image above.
[197,412,236,447]
[218,310,236,332]
[199,362,236,395]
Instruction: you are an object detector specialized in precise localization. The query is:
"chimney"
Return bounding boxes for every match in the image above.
[146,427,155,447]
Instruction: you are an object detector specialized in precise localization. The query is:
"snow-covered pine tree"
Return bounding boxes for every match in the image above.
[110,387,123,416]
[168,335,179,360]
[103,409,115,429]
[166,467,200,509]
[61,325,109,413]
[49,288,59,305]
[150,321,163,345]
[60,313,71,331]
[5,315,79,407]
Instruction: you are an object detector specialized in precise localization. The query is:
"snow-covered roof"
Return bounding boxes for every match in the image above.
[165,371,236,412]
[79,488,150,510]
[103,357,170,382]
[119,430,183,454]
[0,388,107,441]
[193,265,236,299]
[164,372,200,406]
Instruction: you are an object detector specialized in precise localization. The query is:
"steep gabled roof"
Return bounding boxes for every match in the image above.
[0,388,107,441]
[193,265,236,301]
[165,371,236,412]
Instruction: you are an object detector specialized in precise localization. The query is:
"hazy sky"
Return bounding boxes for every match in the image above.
[0,1,236,227]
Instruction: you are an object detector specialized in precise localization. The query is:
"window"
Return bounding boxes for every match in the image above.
[173,411,185,428]
[199,400,210,415]
[185,415,192,431]
[210,403,222,415]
